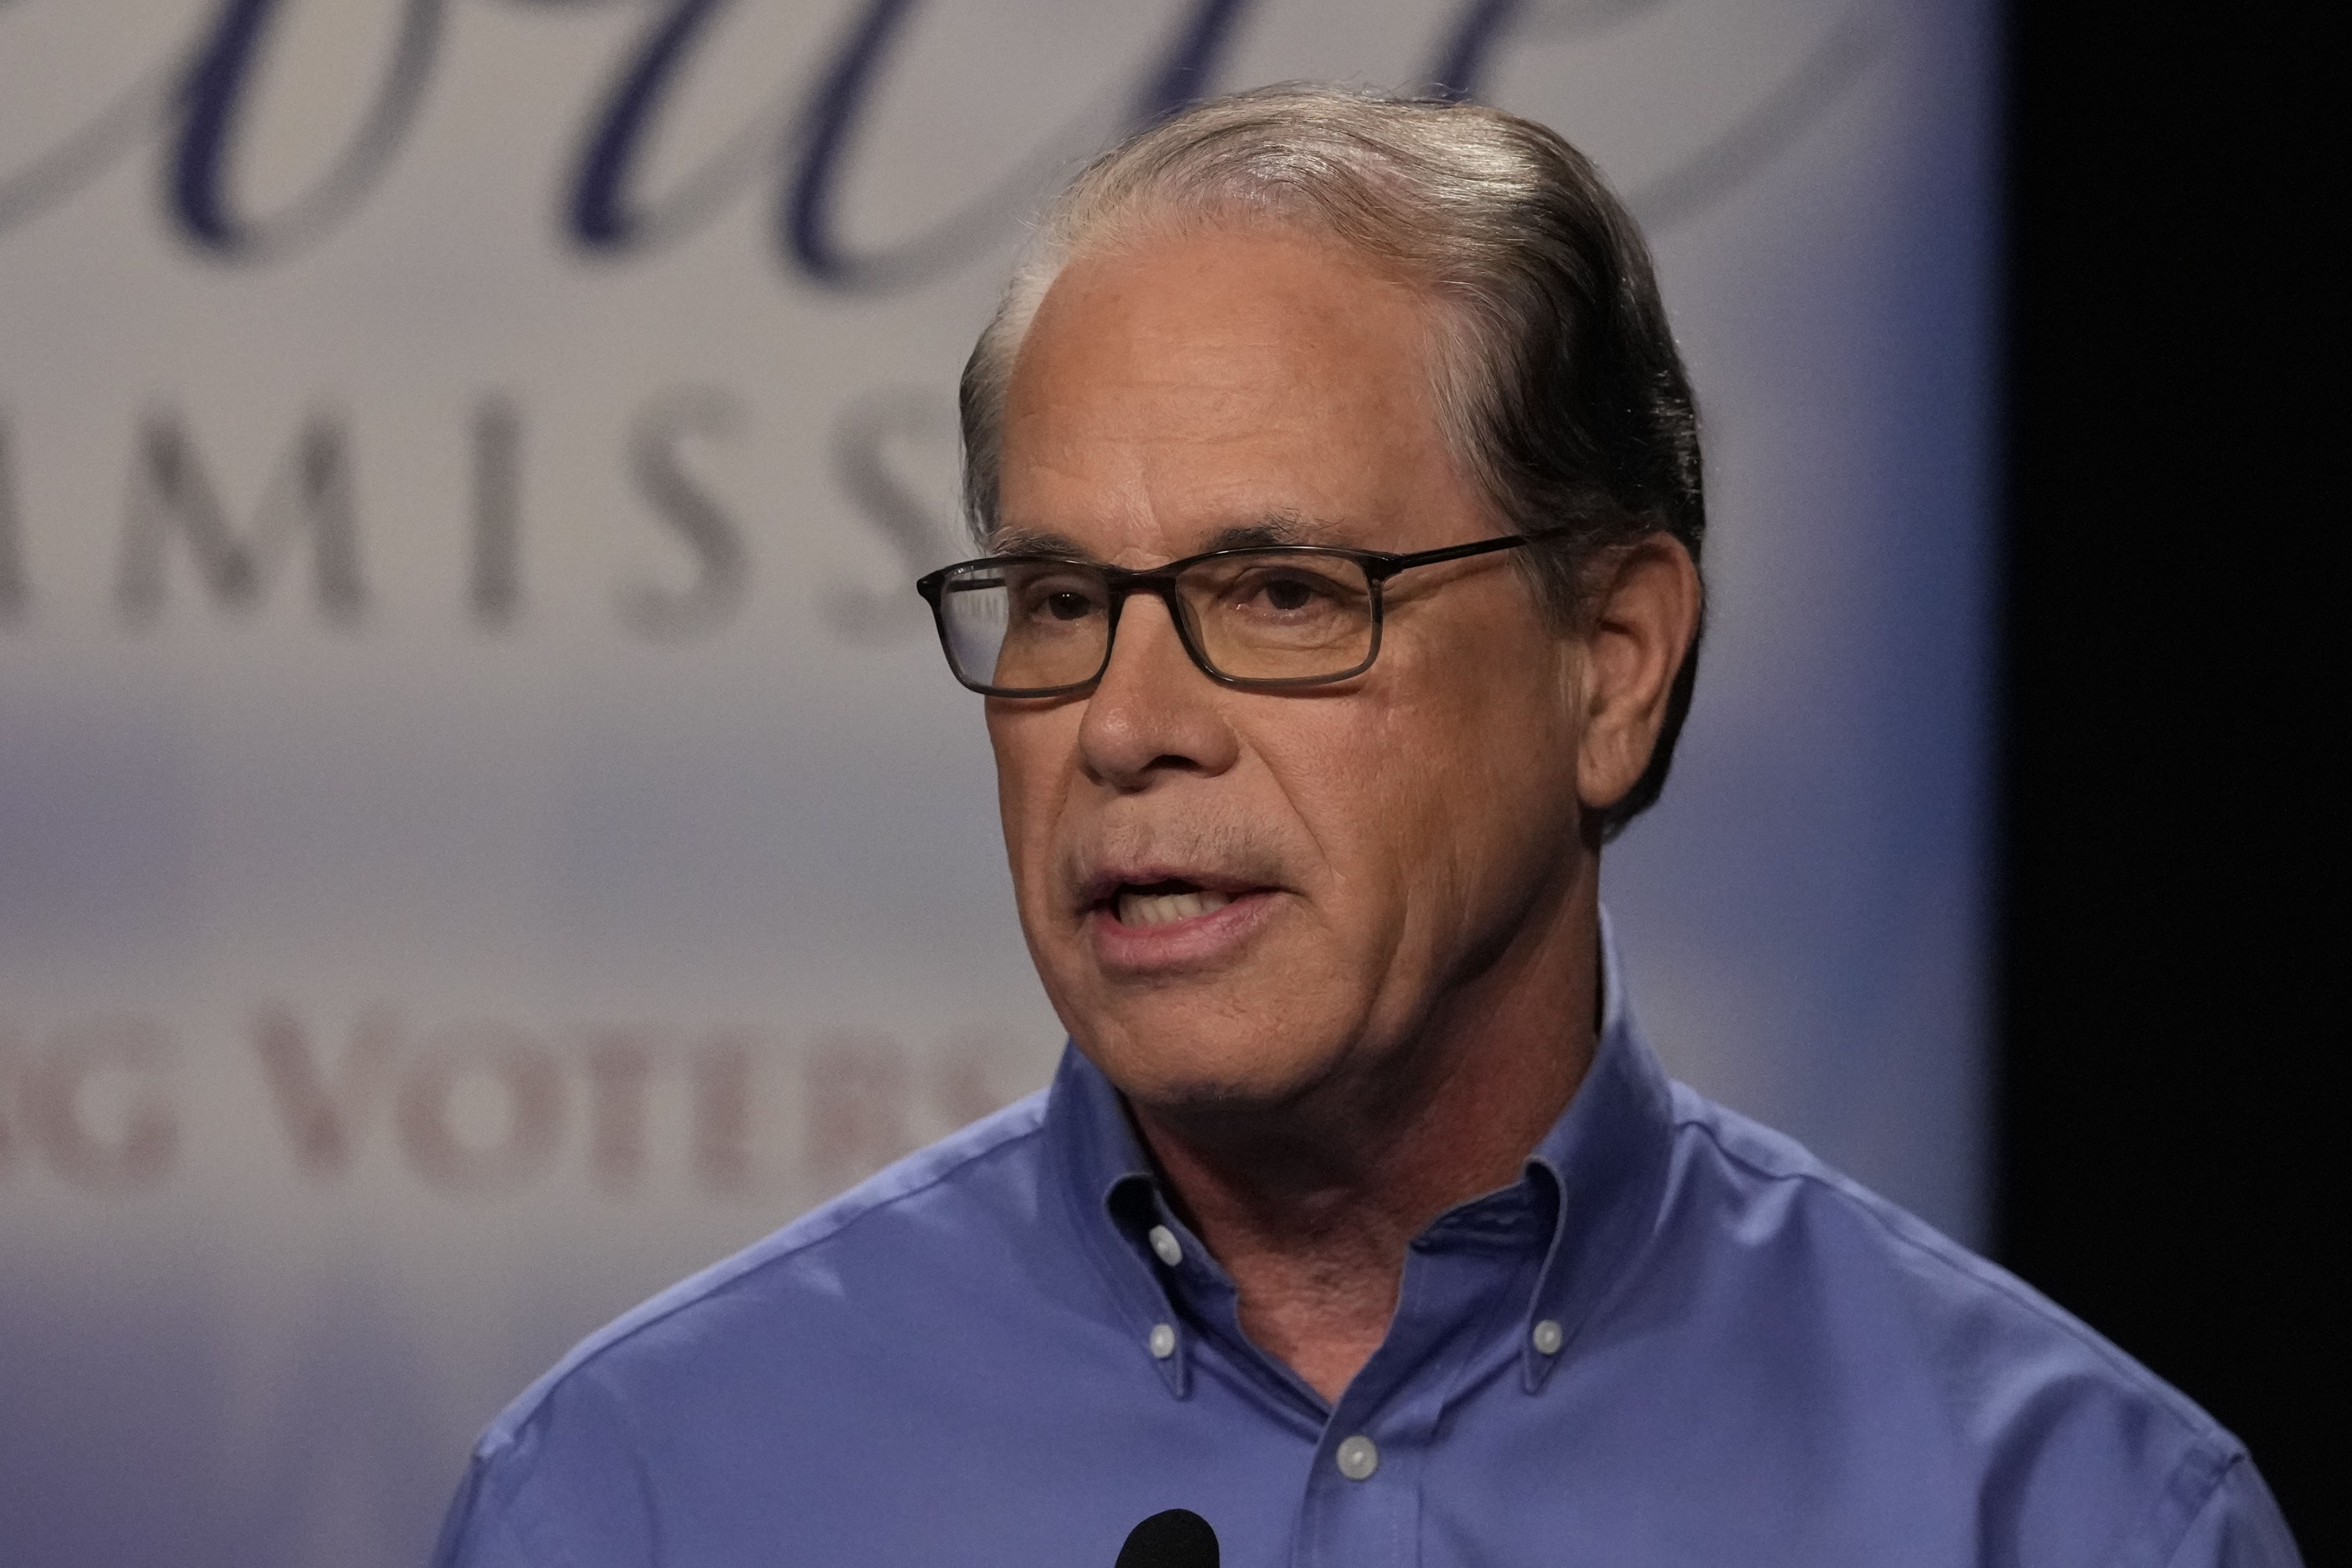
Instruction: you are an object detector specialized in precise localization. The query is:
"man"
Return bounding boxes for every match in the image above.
[436,88,2298,1566]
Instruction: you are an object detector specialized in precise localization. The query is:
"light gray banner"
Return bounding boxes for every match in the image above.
[0,2,1994,1562]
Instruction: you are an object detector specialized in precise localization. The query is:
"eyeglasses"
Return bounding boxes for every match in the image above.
[915,528,1567,697]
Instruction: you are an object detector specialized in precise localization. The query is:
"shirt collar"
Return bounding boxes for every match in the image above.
[1042,908,1675,1400]
[1514,908,1676,1389]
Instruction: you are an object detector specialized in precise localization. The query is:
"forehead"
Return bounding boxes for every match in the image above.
[996,225,1473,559]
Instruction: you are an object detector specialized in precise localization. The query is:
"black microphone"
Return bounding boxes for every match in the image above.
[1114,1508,1219,1567]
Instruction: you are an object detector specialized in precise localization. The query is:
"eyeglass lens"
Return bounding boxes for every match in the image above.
[938,552,1378,693]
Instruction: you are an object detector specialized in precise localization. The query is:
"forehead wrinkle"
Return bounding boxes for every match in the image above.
[991,510,1356,564]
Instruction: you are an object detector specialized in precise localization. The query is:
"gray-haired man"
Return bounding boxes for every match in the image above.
[437,88,2299,1568]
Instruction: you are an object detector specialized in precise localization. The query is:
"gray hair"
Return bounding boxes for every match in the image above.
[957,85,1705,838]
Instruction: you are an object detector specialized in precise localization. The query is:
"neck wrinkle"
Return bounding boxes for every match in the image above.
[1123,889,1602,1401]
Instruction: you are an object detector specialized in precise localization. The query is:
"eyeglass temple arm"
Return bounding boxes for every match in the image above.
[1372,526,1571,579]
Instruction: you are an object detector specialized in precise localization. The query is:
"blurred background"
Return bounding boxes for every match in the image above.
[0,1,2321,1563]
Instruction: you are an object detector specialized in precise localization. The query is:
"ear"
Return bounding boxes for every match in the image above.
[1575,535,1702,818]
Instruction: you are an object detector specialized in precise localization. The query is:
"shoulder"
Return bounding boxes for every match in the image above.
[438,1091,1123,1565]
[473,1090,1055,1464]
[1653,1083,2271,1565]
[1659,1082,2218,1432]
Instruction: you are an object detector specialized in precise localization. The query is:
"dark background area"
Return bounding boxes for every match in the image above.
[2000,2,2330,1558]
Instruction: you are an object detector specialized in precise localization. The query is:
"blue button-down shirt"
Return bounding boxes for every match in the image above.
[436,935,2300,1566]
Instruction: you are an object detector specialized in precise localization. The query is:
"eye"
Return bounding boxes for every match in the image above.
[1230,566,1345,616]
[1007,568,1107,626]
[1261,575,1318,612]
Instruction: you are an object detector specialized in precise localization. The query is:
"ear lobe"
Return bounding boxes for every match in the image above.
[1574,537,1702,817]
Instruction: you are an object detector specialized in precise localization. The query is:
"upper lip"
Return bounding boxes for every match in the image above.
[1074,864,1273,913]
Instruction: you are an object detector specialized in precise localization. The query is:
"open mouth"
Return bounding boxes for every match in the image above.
[1107,880,1237,928]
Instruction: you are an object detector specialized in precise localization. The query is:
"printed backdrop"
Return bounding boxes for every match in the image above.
[0,2,1994,1563]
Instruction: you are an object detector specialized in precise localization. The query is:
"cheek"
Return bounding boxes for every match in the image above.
[987,711,1074,891]
[1257,698,1461,928]
[1349,634,1581,900]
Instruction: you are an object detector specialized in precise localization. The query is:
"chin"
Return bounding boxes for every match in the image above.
[1077,1006,1333,1115]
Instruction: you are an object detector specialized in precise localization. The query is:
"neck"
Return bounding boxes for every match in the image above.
[1128,886,1602,1403]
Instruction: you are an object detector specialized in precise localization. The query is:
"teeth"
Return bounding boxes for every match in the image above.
[1115,888,1234,928]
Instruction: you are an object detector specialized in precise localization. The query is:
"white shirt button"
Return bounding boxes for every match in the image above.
[1148,1224,1184,1267]
[1531,1318,1565,1355]
[1148,1323,1177,1360]
[1334,1435,1380,1481]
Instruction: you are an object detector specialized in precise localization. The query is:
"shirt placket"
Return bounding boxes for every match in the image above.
[1090,1128,1568,1568]
[1286,1213,1549,1568]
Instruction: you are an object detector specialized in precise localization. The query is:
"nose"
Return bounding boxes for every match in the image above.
[1076,590,1240,791]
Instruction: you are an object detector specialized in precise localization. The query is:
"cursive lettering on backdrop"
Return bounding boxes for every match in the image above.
[0,0,1877,278]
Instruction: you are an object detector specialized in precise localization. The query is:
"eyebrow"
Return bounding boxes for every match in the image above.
[1202,517,1332,551]
[989,513,1346,561]
[987,528,1090,558]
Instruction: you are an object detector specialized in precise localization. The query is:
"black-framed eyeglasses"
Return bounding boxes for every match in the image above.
[915,528,1568,698]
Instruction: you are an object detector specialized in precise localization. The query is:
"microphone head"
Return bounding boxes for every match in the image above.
[1115,1508,1219,1568]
